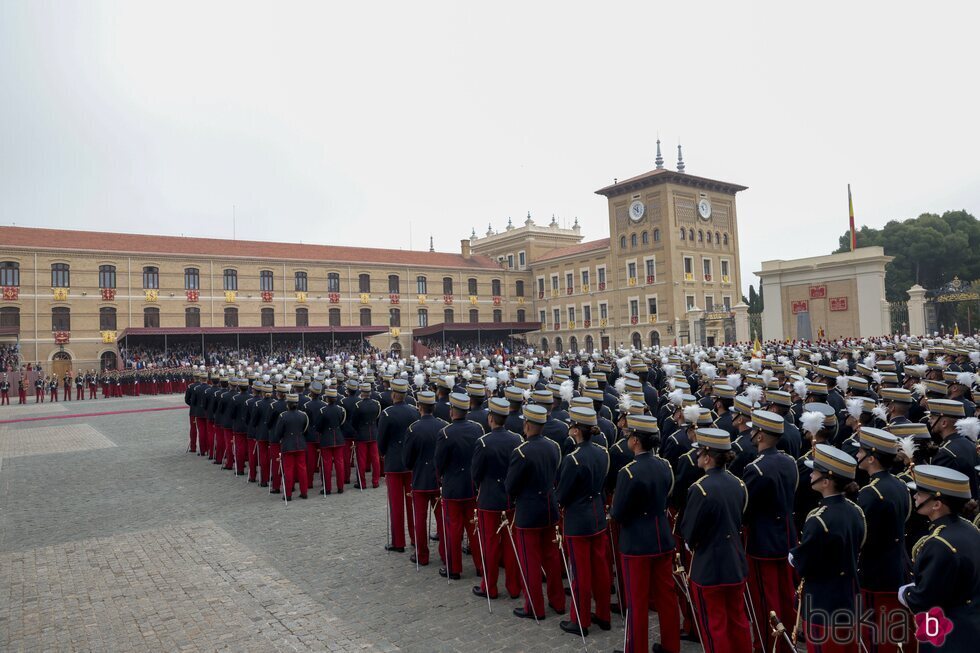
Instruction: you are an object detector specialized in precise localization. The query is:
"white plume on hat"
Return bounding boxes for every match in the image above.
[560,379,574,402]
[872,404,888,422]
[618,393,633,416]
[800,411,825,436]
[971,351,980,365]
[668,388,684,406]
[809,353,822,364]
[894,351,907,364]
[845,397,864,420]
[414,373,426,389]
[726,374,742,391]
[615,378,627,395]
[527,371,540,386]
[682,405,701,425]
[955,417,980,442]
[522,388,532,402]
[497,369,511,384]
[485,376,498,393]
[761,369,774,387]
[912,382,927,397]
[835,358,849,372]
[956,372,976,387]
[793,380,809,400]
[444,374,456,389]
[663,364,678,379]
[549,356,561,369]
[836,375,849,392]
[699,363,717,380]
[542,366,553,380]
[898,435,917,461]
[744,384,763,407]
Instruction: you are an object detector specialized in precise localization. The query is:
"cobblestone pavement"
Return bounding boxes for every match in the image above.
[0,396,696,652]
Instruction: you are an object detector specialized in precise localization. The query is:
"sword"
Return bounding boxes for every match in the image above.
[606,517,625,617]
[279,454,287,506]
[768,611,796,653]
[744,584,764,652]
[554,525,587,649]
[471,509,492,613]
[440,494,451,584]
[411,491,420,572]
[672,552,706,653]
[498,512,539,625]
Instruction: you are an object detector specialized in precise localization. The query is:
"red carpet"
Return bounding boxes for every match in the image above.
[0,405,185,425]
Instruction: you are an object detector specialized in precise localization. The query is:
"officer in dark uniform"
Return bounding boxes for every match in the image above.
[216,376,235,469]
[49,375,58,402]
[790,444,865,653]
[75,371,84,400]
[184,373,202,453]
[901,465,980,653]
[561,398,609,454]
[0,374,9,406]
[340,379,360,484]
[434,392,483,580]
[927,398,980,497]
[266,383,289,492]
[853,427,912,653]
[433,376,453,422]
[505,403,565,620]
[243,380,261,481]
[465,383,490,433]
[62,372,71,401]
[582,389,617,445]
[765,389,803,458]
[404,391,448,566]
[503,386,527,435]
[729,395,759,478]
[471,396,523,600]
[679,428,752,653]
[710,383,738,438]
[534,390,569,451]
[251,384,274,486]
[316,385,347,494]
[795,403,837,533]
[352,382,382,489]
[303,382,326,487]
[88,369,98,399]
[556,407,612,637]
[610,414,678,653]
[229,379,249,475]
[35,375,44,403]
[272,392,309,500]
[379,378,419,552]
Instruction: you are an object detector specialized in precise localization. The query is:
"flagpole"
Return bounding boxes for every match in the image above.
[848,184,857,251]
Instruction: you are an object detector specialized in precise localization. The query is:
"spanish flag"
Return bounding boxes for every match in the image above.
[848,184,857,251]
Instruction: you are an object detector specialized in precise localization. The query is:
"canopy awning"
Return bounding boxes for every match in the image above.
[117,325,388,339]
[410,321,541,338]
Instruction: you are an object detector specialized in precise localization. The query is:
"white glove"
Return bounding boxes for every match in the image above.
[897,583,914,608]
[788,552,795,568]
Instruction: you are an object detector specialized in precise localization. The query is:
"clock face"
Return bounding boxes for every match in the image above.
[697,198,712,220]
[629,200,645,222]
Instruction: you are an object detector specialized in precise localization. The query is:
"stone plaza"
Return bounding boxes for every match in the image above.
[0,397,697,652]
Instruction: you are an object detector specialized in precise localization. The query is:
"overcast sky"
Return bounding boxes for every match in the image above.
[2,1,978,296]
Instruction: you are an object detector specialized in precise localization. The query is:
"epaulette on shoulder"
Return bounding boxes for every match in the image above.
[725,470,746,487]
[692,477,708,496]
[860,478,884,500]
[478,434,487,446]
[568,451,579,465]
[806,505,829,533]
[621,460,636,479]
[912,524,957,560]
[546,437,561,451]
[938,441,957,457]
[515,442,527,458]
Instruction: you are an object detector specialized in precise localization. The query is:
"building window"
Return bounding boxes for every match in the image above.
[629,300,639,318]
[469,309,479,323]
[627,262,637,279]
[648,297,658,317]
[642,231,648,245]
[705,295,714,311]
[553,308,561,325]
[491,279,501,296]
[565,272,574,292]
[723,296,732,311]
[185,307,200,328]
[715,232,721,244]
[597,267,606,287]
[684,257,694,276]
[599,303,608,320]
[653,228,661,242]
[184,267,200,290]
[99,307,117,330]
[51,306,70,331]
[416,276,427,294]
[568,306,576,324]
[388,274,400,294]
[706,231,712,244]
[698,230,704,242]
[0,261,20,286]
[680,228,686,240]
[555,337,563,353]
[723,233,729,246]
[328,272,341,293]
[295,307,308,326]
[295,272,308,292]
[329,308,341,326]
[702,258,712,279]
[585,334,594,351]
[358,274,371,293]
[224,307,239,327]
[493,309,502,323]
[515,280,525,297]
[721,259,730,279]
[142,266,159,289]
[51,263,70,288]
[686,295,696,311]
[468,278,478,295]
[418,308,428,327]
[620,236,627,249]
[0,307,20,328]
[539,310,547,324]
[98,265,116,289]
[645,258,656,281]
[359,308,372,326]
[143,307,160,328]
[444,308,454,324]
[688,228,694,241]
[260,270,274,292]
[581,270,590,287]
[389,307,401,327]
[583,304,592,322]
[551,275,559,291]
[507,254,514,269]
[223,269,238,291]
[443,277,454,295]
[630,234,637,248]
[518,251,526,268]
[517,308,526,323]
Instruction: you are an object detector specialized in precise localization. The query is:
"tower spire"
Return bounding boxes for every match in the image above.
[655,138,664,169]
[428,235,434,252]
[676,143,685,173]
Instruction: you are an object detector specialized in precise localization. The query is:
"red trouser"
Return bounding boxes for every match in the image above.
[747,556,796,653]
[305,442,319,486]
[622,552,680,653]
[51,389,58,401]
[89,386,96,399]
[19,389,27,404]
[860,589,913,653]
[515,525,566,617]
[318,446,345,493]
[691,580,753,653]
[269,443,282,489]
[232,433,246,474]
[195,417,209,455]
[566,531,612,630]
[805,621,859,653]
[411,490,444,565]
[64,387,71,400]
[246,438,259,481]
[214,426,227,465]
[354,440,381,488]
[1,390,8,405]
[258,441,271,485]
[103,384,110,398]
[476,509,520,599]
[280,450,308,499]
[442,498,480,575]
[76,387,83,400]
[188,415,197,452]
[385,471,415,549]
[114,384,122,397]
[36,389,42,402]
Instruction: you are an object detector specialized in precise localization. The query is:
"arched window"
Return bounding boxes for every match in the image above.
[359,308,372,326]
[515,280,525,297]
[389,308,401,327]
[143,306,160,328]
[679,228,686,241]
[650,330,661,347]
[493,309,502,323]
[184,267,200,290]
[260,270,274,291]
[653,228,661,242]
[142,266,159,289]
[715,231,721,244]
[98,265,116,289]
[416,276,427,294]
[328,308,341,326]
[444,308,454,324]
[185,307,200,328]
[388,274,400,294]
[688,228,694,241]
[706,231,712,243]
[630,234,637,248]
[620,236,627,249]
[641,231,648,245]
[52,306,70,331]
[555,337,563,353]
[100,351,117,371]
[491,279,502,296]
[223,269,238,291]
[0,306,21,328]
[443,277,454,295]
[517,308,526,323]
[327,272,341,293]
[631,332,642,349]
[51,263,70,288]
[0,261,20,286]
[698,230,704,242]
[261,307,275,327]
[294,271,308,292]
[418,308,429,327]
[584,334,594,352]
[358,274,371,293]
[469,309,479,323]
[224,307,238,327]
[541,338,549,353]
[723,233,729,246]
[569,336,578,353]
[99,307,117,330]
[468,278,478,295]
[295,307,308,326]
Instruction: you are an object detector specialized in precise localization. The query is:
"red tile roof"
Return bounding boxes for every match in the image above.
[0,226,503,270]
[535,238,610,263]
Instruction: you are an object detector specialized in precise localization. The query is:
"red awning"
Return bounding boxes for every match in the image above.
[116,325,388,339]
[410,321,541,338]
